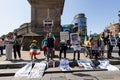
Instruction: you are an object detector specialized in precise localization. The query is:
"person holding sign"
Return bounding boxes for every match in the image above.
[70,33,81,60]
[117,33,120,58]
[106,32,116,59]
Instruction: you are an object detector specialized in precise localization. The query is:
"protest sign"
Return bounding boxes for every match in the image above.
[14,62,32,77]
[77,60,94,70]
[109,37,117,46]
[59,59,72,71]
[28,62,46,79]
[60,32,69,41]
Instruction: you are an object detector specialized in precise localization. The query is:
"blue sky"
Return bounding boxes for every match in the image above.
[0,0,120,36]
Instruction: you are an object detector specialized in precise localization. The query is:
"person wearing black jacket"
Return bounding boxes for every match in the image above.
[106,32,114,59]
[117,33,120,57]
[47,32,54,61]
[59,40,67,60]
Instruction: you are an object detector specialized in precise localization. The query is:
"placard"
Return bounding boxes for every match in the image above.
[70,33,80,44]
[109,37,117,46]
[60,32,69,40]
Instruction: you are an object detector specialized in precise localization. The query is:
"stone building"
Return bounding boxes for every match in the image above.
[15,0,65,50]
[107,23,120,37]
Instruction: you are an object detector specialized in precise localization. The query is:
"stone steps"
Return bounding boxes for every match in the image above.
[0,59,120,77]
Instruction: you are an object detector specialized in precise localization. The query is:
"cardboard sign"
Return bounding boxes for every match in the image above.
[109,37,117,46]
[70,33,80,44]
[60,32,69,40]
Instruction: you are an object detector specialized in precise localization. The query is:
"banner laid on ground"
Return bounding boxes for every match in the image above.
[14,62,32,77]
[98,60,119,71]
[28,62,46,79]
[77,60,94,70]
[77,60,119,71]
[59,59,72,71]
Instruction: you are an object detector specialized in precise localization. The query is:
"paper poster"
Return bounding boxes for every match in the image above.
[28,62,46,79]
[109,37,117,46]
[60,32,69,40]
[59,59,72,71]
[77,60,94,70]
[98,60,119,71]
[14,62,32,77]
[70,33,80,44]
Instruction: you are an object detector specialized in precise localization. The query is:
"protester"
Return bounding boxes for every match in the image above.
[59,40,68,60]
[13,32,22,60]
[117,33,120,58]
[91,36,99,60]
[98,33,105,58]
[106,32,116,59]
[85,37,92,58]
[70,33,81,60]
[30,40,40,60]
[46,32,55,61]
[4,35,14,61]
[41,34,48,56]
[0,38,4,55]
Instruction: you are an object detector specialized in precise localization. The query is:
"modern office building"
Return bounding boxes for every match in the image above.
[72,13,87,42]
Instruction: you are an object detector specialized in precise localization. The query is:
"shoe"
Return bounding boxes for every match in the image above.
[19,58,22,60]
[34,57,38,60]
[73,58,75,61]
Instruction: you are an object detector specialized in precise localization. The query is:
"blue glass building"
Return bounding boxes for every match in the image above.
[72,13,87,42]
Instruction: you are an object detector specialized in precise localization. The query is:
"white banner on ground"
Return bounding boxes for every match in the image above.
[98,60,119,71]
[77,60,94,70]
[28,62,46,79]
[59,59,72,71]
[14,62,32,77]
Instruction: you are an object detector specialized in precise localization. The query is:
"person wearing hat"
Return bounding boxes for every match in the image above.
[29,40,41,60]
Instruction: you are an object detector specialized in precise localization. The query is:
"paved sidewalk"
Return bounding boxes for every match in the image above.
[0,49,120,64]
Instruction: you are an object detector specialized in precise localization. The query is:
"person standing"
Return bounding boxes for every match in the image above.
[4,35,13,61]
[98,33,105,58]
[59,40,68,60]
[117,33,120,58]
[46,32,54,61]
[106,32,115,59]
[41,34,48,56]
[0,38,4,55]
[70,33,81,60]
[13,32,22,60]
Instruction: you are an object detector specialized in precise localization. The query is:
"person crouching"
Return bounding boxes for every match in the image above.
[30,40,41,60]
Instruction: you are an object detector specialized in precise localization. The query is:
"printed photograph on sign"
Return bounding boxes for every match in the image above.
[70,33,80,44]
[110,37,117,46]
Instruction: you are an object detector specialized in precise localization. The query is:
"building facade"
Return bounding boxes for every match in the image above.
[107,23,120,37]
[13,0,65,50]
[72,13,87,42]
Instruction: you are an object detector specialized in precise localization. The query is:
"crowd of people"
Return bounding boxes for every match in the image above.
[0,32,22,61]
[0,31,120,61]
